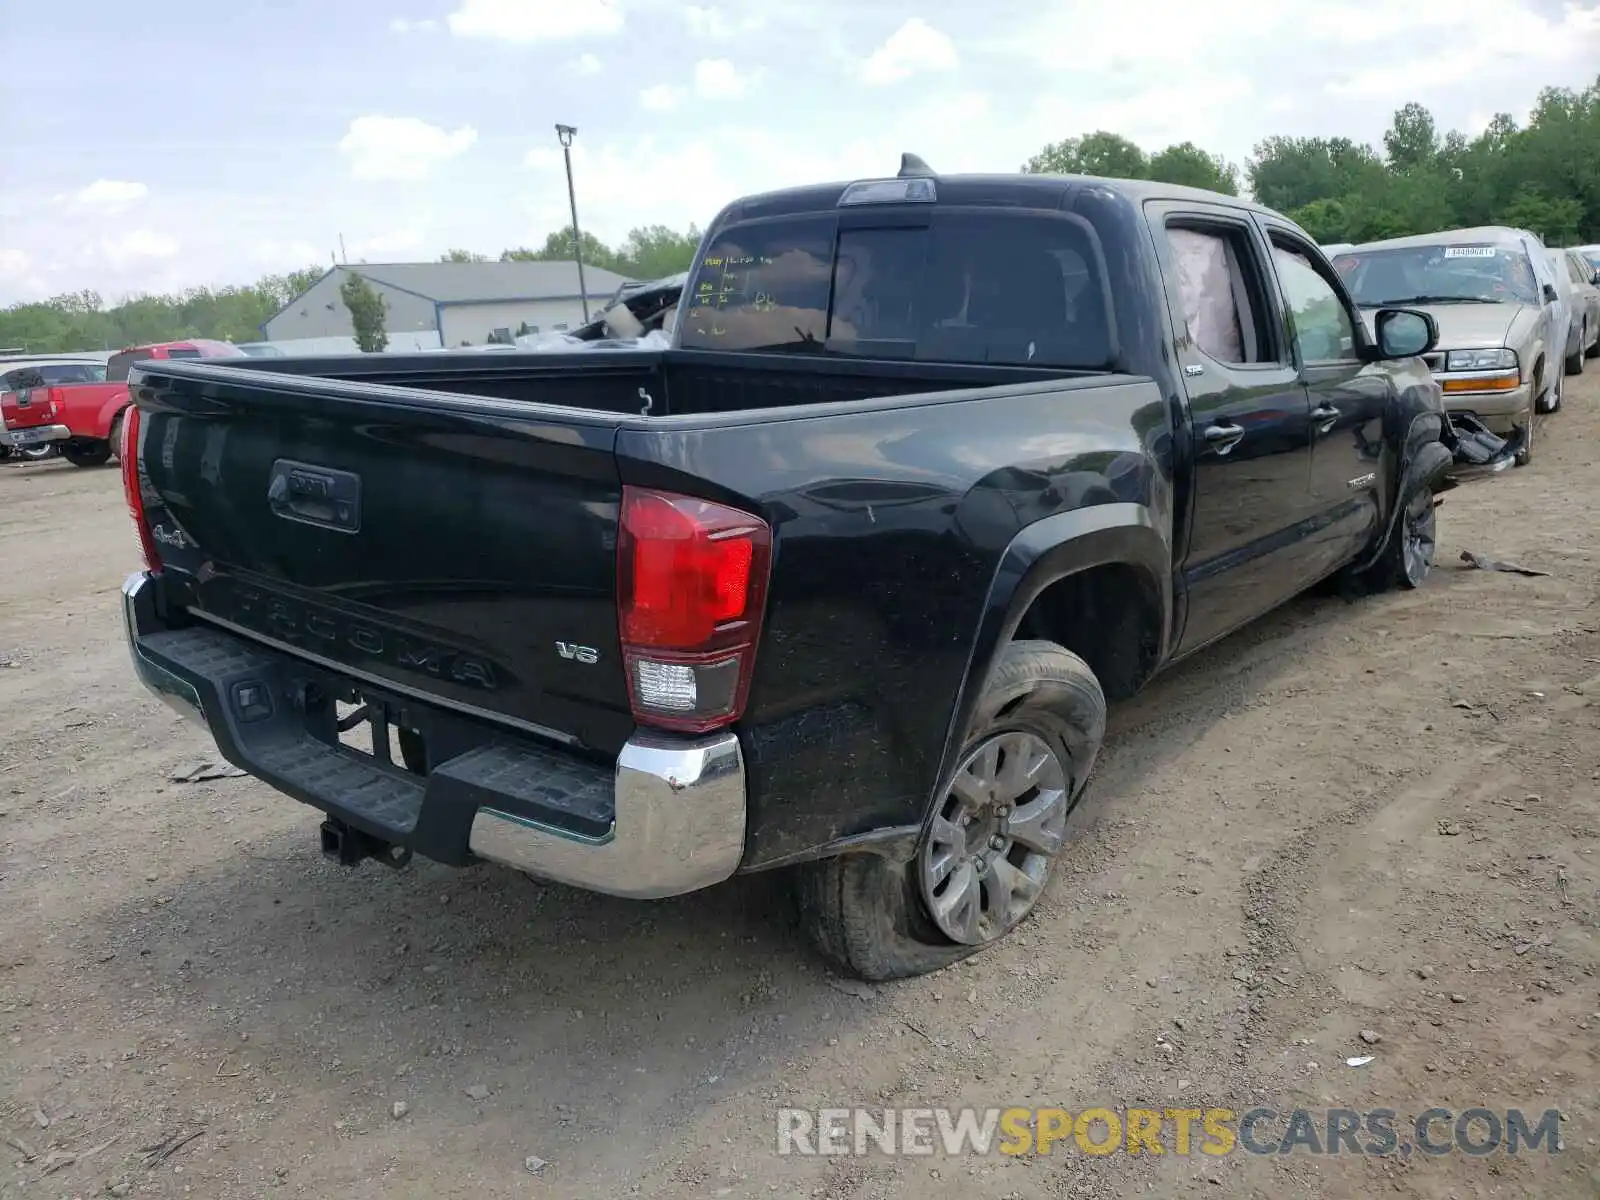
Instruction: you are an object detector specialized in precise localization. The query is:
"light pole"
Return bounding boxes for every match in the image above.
[555,123,589,322]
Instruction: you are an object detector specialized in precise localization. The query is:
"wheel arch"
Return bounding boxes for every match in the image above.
[924,503,1171,826]
[100,395,131,441]
[1348,410,1451,576]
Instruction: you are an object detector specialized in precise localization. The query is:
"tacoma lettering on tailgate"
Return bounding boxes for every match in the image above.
[208,580,499,691]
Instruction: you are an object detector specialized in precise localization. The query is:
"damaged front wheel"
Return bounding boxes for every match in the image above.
[1366,486,1437,591]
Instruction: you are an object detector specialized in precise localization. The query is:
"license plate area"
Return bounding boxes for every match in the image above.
[11,428,53,445]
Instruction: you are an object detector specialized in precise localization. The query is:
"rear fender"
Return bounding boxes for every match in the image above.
[95,392,131,440]
[921,502,1171,825]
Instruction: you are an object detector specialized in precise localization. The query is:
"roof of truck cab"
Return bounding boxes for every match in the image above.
[718,173,1279,221]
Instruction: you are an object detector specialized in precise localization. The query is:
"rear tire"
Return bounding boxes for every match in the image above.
[61,441,112,468]
[108,413,125,463]
[797,640,1106,981]
[18,443,57,461]
[1567,329,1586,376]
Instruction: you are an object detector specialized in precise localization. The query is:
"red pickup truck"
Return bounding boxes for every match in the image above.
[1,340,245,466]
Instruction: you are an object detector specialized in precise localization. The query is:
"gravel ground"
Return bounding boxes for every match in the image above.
[2,375,1598,1199]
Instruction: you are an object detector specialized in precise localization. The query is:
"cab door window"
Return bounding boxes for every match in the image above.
[1270,240,1358,364]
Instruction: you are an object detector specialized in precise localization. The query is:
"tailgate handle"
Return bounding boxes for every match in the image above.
[268,459,362,533]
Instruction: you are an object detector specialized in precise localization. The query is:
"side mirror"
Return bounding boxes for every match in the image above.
[1372,308,1437,359]
[1543,283,1559,303]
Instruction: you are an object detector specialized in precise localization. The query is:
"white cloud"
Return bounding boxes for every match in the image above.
[446,0,622,42]
[251,239,322,267]
[1034,74,1255,150]
[102,230,179,268]
[683,5,729,36]
[570,52,602,74]
[1324,2,1600,98]
[338,116,478,181]
[72,179,148,212]
[861,18,958,85]
[388,16,439,32]
[693,58,746,100]
[639,84,685,111]
[680,5,768,38]
[348,227,427,259]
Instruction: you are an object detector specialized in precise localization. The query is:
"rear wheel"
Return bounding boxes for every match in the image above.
[1567,327,1586,376]
[108,413,125,462]
[797,640,1106,981]
[61,440,112,468]
[18,442,57,461]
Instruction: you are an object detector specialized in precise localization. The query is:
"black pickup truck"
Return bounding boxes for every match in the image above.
[119,159,1453,980]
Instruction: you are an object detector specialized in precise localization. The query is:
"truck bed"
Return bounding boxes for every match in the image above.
[186,347,1090,417]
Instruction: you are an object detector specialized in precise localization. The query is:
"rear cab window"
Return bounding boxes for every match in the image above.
[107,349,156,382]
[679,210,1114,369]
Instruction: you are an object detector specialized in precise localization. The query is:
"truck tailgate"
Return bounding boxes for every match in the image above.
[132,365,639,755]
[1,385,58,430]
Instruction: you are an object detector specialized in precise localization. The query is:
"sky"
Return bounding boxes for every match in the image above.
[3,0,1599,306]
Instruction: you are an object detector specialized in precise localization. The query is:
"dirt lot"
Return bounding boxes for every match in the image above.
[3,378,1599,1200]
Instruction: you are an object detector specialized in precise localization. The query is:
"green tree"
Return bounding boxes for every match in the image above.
[1023,131,1148,178]
[1246,136,1387,213]
[1146,142,1239,194]
[500,227,629,274]
[1497,185,1584,244]
[1288,198,1352,244]
[1383,102,1441,171]
[616,224,703,278]
[339,272,389,352]
[440,248,489,262]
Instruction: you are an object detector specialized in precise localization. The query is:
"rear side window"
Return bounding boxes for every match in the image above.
[38,364,99,384]
[107,349,155,381]
[682,217,835,352]
[680,212,1113,368]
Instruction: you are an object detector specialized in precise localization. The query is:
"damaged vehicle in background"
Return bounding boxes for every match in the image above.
[1333,228,1560,467]
[1551,247,1600,375]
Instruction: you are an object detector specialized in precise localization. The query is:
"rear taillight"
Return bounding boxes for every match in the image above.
[119,406,162,571]
[618,486,771,733]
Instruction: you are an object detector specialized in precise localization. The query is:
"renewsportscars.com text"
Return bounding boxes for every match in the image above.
[776,1106,1564,1158]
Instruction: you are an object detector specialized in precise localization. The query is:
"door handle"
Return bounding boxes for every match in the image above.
[1202,422,1246,456]
[1310,403,1340,434]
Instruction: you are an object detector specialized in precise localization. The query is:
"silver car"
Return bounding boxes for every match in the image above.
[1555,247,1600,375]
[1333,227,1560,465]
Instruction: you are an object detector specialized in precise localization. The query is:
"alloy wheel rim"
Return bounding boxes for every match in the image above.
[918,730,1068,945]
